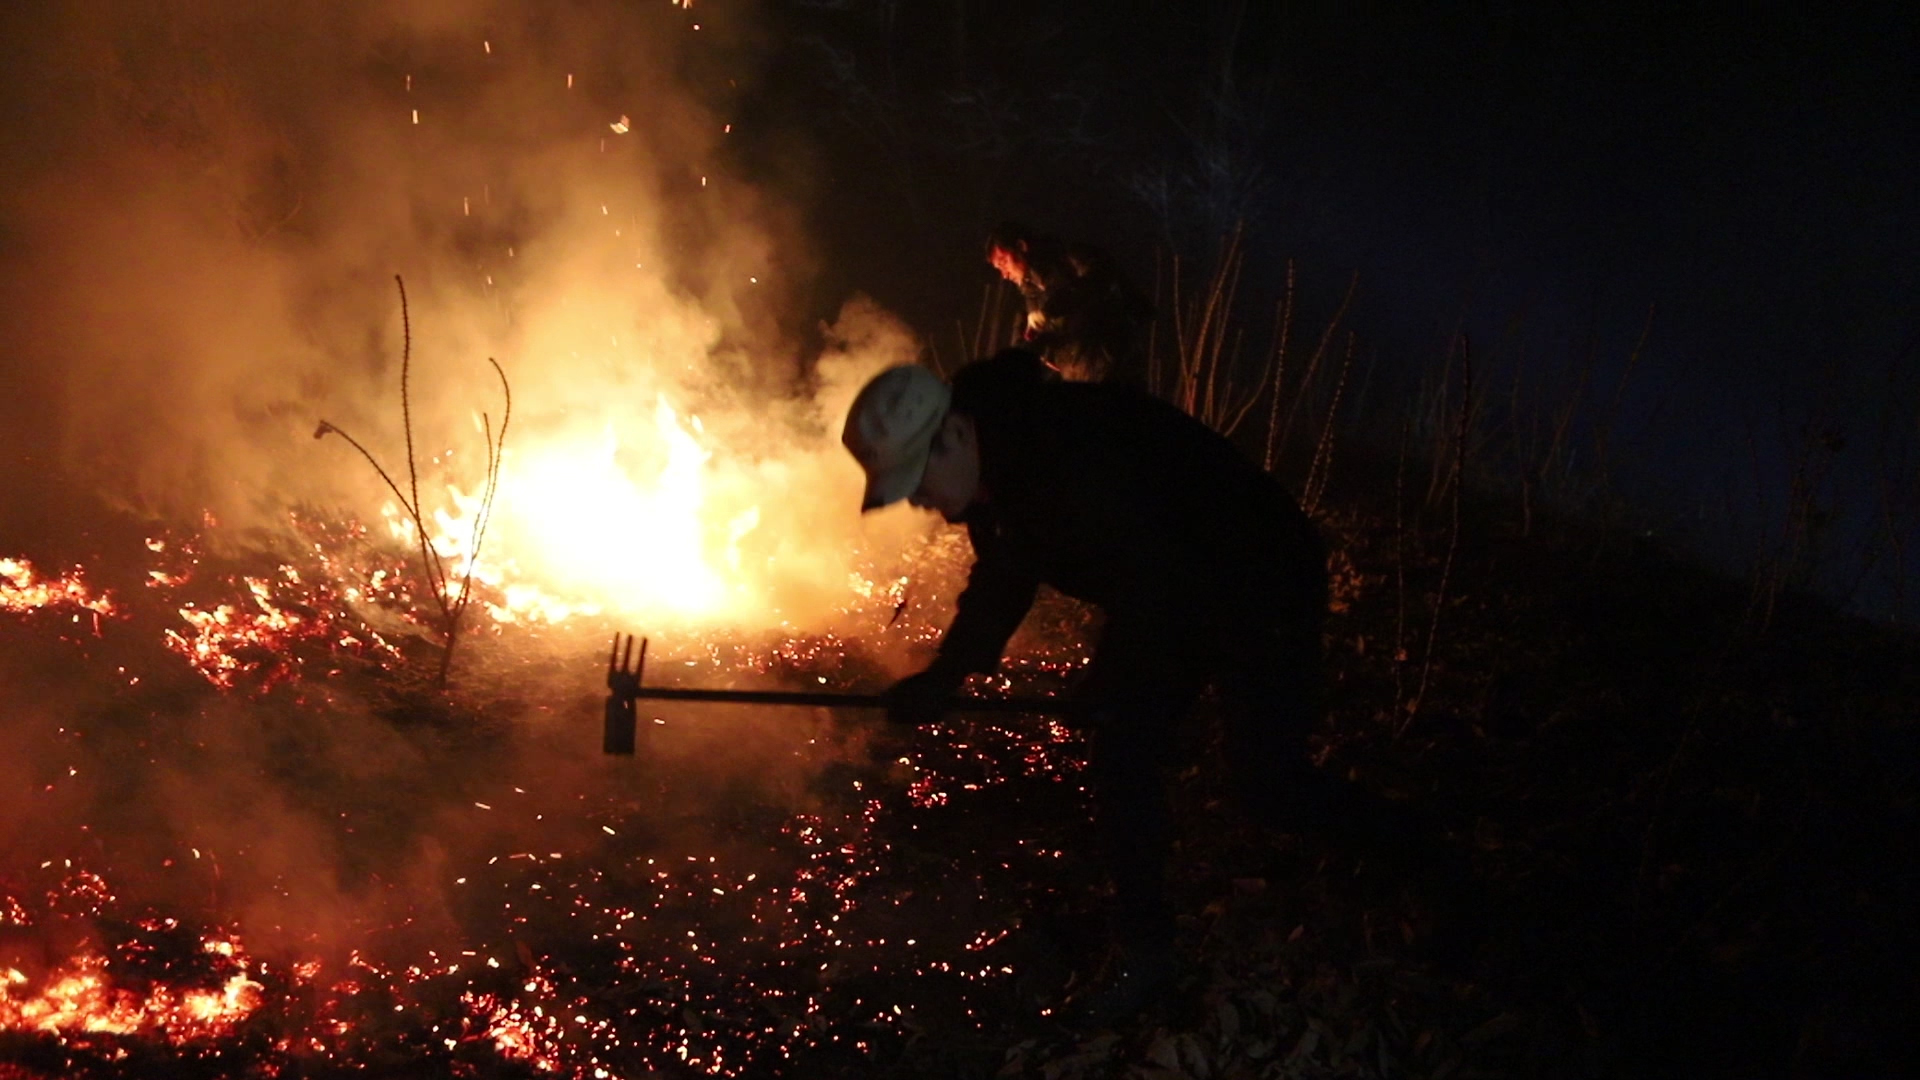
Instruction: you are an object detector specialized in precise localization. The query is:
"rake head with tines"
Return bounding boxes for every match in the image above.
[604,633,648,755]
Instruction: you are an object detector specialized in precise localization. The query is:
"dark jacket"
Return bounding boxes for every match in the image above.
[933,351,1326,702]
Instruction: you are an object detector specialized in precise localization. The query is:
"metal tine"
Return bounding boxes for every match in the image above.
[636,637,649,686]
[607,632,619,676]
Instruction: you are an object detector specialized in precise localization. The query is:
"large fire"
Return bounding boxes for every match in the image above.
[0,948,261,1043]
[0,559,115,621]
[1,439,1092,1079]
[405,396,768,629]
[0,7,1102,1078]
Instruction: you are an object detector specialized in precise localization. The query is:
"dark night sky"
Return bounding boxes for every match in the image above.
[752,0,1917,614]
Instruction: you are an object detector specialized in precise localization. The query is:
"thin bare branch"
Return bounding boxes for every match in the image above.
[1279,271,1358,456]
[1260,261,1296,471]
[1401,333,1472,739]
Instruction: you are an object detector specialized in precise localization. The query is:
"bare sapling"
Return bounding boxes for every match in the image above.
[1527,340,1596,511]
[1392,417,1413,715]
[315,275,512,689]
[1274,271,1359,465]
[1167,223,1246,425]
[1834,343,1918,620]
[1591,303,1656,493]
[1302,331,1357,516]
[1260,260,1297,472]
[1875,468,1911,623]
[1744,410,1842,637]
[1400,333,1472,738]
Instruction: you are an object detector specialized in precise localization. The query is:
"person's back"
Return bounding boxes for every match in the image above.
[942,350,1324,695]
[955,353,1319,607]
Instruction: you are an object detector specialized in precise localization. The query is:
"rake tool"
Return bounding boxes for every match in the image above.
[602,633,1076,755]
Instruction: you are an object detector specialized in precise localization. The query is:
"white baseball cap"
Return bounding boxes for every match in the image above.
[841,364,952,512]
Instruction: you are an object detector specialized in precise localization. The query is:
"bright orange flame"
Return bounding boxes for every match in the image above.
[162,570,399,688]
[0,557,115,617]
[462,978,566,1072]
[392,395,795,629]
[0,947,261,1042]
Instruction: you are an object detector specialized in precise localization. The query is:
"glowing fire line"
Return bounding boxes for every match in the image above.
[0,558,115,618]
[0,949,262,1043]
[393,395,772,628]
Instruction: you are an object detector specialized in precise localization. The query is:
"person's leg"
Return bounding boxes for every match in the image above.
[1068,695,1190,1022]
[1085,699,1183,953]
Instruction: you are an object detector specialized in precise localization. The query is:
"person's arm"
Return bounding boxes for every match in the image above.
[1018,277,1050,340]
[932,515,1041,679]
[885,514,1039,723]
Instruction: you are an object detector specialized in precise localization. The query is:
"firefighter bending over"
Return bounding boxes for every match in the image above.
[842,348,1356,1022]
[987,222,1153,388]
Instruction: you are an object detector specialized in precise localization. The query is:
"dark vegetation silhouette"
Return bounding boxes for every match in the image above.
[314,276,511,690]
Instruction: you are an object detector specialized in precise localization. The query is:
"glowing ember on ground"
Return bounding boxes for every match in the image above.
[163,572,403,690]
[1,884,268,1049]
[0,953,262,1042]
[2,518,1094,1077]
[0,558,115,619]
[0,694,1092,1076]
[126,526,415,689]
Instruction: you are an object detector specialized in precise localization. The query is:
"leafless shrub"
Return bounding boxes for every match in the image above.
[315,276,510,689]
[1399,334,1472,738]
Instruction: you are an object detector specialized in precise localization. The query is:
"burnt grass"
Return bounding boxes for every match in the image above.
[4,463,1918,1080]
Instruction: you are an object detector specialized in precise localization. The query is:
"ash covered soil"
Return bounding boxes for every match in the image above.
[3,477,1917,1080]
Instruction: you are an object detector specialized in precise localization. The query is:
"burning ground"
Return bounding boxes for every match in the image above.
[5,470,1919,1079]
[3,3,1917,1077]
[0,507,1092,1077]
[0,4,1140,1072]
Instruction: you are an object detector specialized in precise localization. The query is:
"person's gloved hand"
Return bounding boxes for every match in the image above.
[882,664,965,727]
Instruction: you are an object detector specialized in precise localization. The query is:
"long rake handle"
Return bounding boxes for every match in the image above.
[625,685,1077,714]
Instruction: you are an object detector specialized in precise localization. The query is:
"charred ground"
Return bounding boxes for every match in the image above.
[4,446,1916,1080]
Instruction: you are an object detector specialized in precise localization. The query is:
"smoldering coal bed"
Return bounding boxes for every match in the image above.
[2,520,1102,1078]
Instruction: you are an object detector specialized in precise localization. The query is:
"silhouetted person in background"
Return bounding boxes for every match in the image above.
[841,348,1374,1023]
[986,222,1153,389]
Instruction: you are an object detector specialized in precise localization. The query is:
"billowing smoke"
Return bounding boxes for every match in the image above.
[0,0,932,634]
[0,0,978,1011]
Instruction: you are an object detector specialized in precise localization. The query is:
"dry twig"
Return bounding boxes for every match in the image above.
[315,275,512,688]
